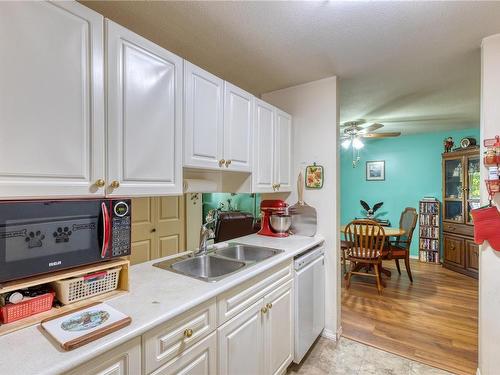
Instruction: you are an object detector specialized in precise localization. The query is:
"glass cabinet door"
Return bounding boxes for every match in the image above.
[444,158,463,222]
[466,156,481,224]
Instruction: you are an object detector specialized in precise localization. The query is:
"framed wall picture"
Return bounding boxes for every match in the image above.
[366,161,385,181]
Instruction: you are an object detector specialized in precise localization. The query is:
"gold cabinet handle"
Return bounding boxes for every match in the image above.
[110,180,120,189]
[219,159,225,167]
[277,184,281,191]
[261,306,268,314]
[266,303,273,309]
[95,179,105,188]
[183,328,193,338]
[272,184,277,191]
[225,159,232,167]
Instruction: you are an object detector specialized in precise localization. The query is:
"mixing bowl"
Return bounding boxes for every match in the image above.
[270,214,292,233]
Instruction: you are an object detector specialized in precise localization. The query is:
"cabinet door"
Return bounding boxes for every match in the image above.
[253,99,276,192]
[465,239,479,275]
[0,1,105,198]
[443,234,465,267]
[64,337,141,375]
[274,110,292,192]
[264,280,294,375]
[443,156,465,223]
[218,300,265,375]
[223,82,253,172]
[184,62,224,170]
[107,20,183,196]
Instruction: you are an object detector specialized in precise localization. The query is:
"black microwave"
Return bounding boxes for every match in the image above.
[0,199,131,284]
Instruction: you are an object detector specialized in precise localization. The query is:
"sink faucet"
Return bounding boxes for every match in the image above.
[195,210,218,256]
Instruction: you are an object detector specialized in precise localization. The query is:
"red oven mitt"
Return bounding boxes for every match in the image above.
[471,206,500,251]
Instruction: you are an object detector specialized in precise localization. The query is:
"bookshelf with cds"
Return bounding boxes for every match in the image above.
[419,199,441,264]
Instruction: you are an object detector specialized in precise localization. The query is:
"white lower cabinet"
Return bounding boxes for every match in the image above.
[64,337,141,375]
[265,280,294,375]
[218,300,266,375]
[218,277,294,375]
[151,332,217,375]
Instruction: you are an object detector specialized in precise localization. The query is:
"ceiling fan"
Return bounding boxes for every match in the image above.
[340,120,401,167]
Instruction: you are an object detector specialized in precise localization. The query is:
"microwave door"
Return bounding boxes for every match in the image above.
[0,201,105,283]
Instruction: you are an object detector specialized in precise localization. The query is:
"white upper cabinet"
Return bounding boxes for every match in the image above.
[106,20,183,196]
[184,62,224,170]
[253,99,275,192]
[275,110,292,191]
[184,63,255,172]
[223,82,253,172]
[0,1,105,198]
[253,100,292,193]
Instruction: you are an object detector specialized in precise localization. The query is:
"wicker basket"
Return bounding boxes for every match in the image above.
[0,292,55,324]
[50,267,122,305]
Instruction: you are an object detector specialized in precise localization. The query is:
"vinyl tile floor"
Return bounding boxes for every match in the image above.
[288,337,453,375]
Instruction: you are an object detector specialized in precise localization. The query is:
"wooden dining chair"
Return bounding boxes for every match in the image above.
[385,207,418,282]
[344,220,386,294]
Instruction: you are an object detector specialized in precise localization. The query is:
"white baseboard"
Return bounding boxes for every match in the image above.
[410,255,419,260]
[321,326,342,342]
[476,368,481,375]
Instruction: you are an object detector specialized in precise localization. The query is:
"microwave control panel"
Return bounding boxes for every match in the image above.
[111,200,131,257]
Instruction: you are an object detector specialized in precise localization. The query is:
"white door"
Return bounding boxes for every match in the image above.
[253,99,275,192]
[106,20,183,197]
[223,82,253,172]
[264,280,294,375]
[184,62,224,170]
[275,110,292,192]
[0,1,105,198]
[218,300,265,375]
[151,333,217,375]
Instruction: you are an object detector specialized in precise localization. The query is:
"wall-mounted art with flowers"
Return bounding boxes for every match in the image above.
[305,163,324,189]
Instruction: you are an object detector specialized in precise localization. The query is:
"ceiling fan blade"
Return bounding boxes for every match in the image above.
[341,119,366,128]
[359,123,383,134]
[361,132,401,139]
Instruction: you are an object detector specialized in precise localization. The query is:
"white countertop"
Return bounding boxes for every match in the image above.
[0,234,324,375]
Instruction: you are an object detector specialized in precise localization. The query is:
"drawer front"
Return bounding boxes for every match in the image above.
[217,260,293,325]
[150,332,217,375]
[64,337,141,375]
[466,240,479,273]
[443,222,474,237]
[143,298,217,374]
[443,234,465,267]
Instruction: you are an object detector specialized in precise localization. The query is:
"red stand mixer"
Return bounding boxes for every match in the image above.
[258,199,291,237]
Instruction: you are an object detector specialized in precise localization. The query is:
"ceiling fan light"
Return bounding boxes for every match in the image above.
[353,138,364,149]
[341,139,352,149]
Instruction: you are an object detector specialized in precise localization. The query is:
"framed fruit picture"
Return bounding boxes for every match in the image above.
[305,163,324,189]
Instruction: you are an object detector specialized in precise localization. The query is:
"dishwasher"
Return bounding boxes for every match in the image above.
[293,244,325,363]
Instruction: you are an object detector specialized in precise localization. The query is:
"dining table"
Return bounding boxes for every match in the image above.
[340,224,406,285]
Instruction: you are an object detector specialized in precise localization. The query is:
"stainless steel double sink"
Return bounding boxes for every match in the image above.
[153,244,283,282]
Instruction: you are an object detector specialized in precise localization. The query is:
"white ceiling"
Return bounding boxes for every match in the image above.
[81,1,500,134]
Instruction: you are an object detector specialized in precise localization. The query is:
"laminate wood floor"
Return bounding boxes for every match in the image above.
[341,259,478,375]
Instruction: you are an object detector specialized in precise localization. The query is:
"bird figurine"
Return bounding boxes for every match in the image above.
[360,200,384,220]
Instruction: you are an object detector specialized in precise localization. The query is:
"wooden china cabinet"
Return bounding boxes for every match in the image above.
[442,147,480,278]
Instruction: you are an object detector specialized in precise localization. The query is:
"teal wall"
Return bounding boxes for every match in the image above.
[340,128,480,257]
[202,193,261,223]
